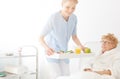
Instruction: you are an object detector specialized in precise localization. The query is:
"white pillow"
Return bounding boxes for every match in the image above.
[84,41,101,55]
[84,41,120,55]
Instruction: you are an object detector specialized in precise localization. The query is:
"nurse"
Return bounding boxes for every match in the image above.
[39,0,85,79]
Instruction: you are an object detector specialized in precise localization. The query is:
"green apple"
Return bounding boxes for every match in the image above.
[84,48,91,53]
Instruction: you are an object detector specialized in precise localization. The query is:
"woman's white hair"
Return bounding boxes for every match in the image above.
[102,33,118,47]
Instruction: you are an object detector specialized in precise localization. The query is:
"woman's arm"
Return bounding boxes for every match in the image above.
[39,36,54,56]
[72,35,85,50]
[94,70,111,75]
[85,69,111,75]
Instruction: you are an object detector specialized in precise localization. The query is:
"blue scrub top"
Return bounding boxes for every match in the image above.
[40,11,77,63]
[40,11,77,52]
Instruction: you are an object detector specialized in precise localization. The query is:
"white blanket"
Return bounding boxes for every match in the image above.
[57,71,115,79]
[57,48,120,79]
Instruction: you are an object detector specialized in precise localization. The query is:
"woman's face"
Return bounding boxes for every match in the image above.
[61,1,77,17]
[101,39,115,52]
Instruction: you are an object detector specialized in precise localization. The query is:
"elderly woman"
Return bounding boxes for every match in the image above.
[57,33,120,79]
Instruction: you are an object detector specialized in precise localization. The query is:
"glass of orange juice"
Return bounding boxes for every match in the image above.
[75,48,81,54]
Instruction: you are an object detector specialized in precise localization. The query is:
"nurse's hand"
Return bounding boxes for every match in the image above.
[82,47,89,53]
[46,48,54,56]
[81,47,86,52]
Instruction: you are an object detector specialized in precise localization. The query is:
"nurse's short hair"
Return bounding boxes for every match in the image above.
[102,33,118,47]
[62,0,78,4]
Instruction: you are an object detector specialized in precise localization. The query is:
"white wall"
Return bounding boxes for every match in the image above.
[75,0,120,43]
[0,0,60,48]
[0,0,120,47]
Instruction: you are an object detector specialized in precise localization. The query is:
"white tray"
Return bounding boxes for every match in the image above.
[46,52,95,59]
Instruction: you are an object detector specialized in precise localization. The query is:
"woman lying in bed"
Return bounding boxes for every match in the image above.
[57,33,120,79]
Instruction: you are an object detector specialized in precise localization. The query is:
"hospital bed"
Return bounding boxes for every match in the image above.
[56,41,120,79]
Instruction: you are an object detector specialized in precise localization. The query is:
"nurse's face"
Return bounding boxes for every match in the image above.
[61,1,77,17]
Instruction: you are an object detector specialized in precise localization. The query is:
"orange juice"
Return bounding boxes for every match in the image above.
[75,48,81,54]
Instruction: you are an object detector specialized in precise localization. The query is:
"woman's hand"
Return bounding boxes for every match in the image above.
[45,47,54,56]
[93,70,111,75]
[84,68,111,75]
[72,35,86,51]
[84,68,92,72]
[81,46,86,52]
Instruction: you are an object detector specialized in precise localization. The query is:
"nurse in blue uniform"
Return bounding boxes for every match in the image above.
[39,0,86,79]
